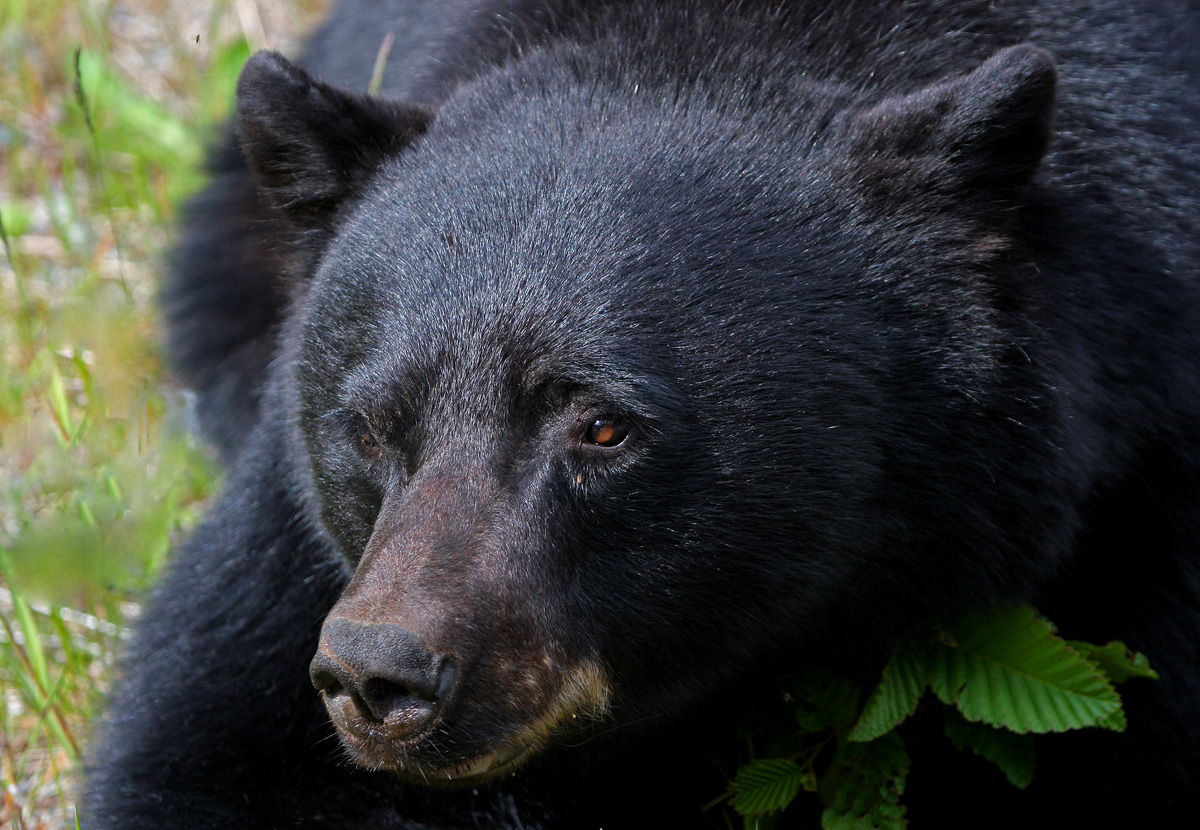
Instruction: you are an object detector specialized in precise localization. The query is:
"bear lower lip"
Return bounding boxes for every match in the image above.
[393,745,531,785]
[336,727,531,785]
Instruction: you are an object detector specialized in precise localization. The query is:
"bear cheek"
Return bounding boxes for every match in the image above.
[310,468,611,779]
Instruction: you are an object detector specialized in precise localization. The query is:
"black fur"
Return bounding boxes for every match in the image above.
[90,1,1200,826]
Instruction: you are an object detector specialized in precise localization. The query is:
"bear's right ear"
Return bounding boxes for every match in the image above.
[843,45,1057,223]
[235,51,432,230]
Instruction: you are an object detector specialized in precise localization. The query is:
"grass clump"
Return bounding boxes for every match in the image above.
[0,1,321,826]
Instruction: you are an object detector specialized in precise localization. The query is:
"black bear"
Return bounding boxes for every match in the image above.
[85,0,1200,826]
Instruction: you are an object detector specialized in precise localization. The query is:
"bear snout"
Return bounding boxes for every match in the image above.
[310,617,455,743]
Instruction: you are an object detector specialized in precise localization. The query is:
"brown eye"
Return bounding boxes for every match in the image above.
[584,418,629,448]
[358,427,382,461]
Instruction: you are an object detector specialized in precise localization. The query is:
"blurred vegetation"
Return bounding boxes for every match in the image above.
[0,1,321,825]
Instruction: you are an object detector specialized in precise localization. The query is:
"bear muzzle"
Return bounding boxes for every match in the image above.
[309,612,613,782]
[310,617,455,744]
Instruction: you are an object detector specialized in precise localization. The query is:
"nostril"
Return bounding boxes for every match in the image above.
[362,677,422,721]
[310,668,342,695]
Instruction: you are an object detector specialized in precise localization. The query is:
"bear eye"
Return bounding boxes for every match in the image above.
[584,417,629,448]
[358,425,383,462]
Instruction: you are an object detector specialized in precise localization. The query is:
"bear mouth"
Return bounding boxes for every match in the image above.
[329,712,543,785]
[398,743,533,785]
[324,659,613,784]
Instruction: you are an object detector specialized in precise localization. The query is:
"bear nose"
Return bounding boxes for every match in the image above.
[310,617,454,740]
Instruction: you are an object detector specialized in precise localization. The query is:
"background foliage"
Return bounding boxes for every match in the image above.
[719,605,1157,828]
[0,1,322,825]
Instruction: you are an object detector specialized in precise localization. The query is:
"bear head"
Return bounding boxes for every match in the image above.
[234,42,1063,783]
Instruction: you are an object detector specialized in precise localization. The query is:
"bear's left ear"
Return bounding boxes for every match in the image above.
[844,45,1057,219]
[235,51,432,230]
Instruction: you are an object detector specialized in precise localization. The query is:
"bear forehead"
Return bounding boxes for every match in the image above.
[306,101,857,353]
[333,63,848,267]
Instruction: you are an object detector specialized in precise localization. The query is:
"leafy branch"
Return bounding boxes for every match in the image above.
[721,604,1158,828]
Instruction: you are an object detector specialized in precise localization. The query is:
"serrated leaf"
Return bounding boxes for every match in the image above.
[1067,640,1159,685]
[849,637,928,742]
[793,667,862,733]
[928,605,1121,733]
[943,708,1036,788]
[819,733,909,829]
[1094,706,1127,732]
[821,801,906,830]
[731,758,811,817]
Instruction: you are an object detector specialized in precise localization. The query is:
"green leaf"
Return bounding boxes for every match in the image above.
[73,49,195,164]
[928,604,1122,733]
[849,637,928,742]
[943,708,1036,788]
[792,667,862,733]
[1067,640,1159,685]
[821,802,906,830]
[819,733,909,830]
[731,758,811,817]
[1094,706,1127,732]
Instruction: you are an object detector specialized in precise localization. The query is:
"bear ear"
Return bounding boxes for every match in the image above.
[235,51,432,230]
[846,45,1057,217]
